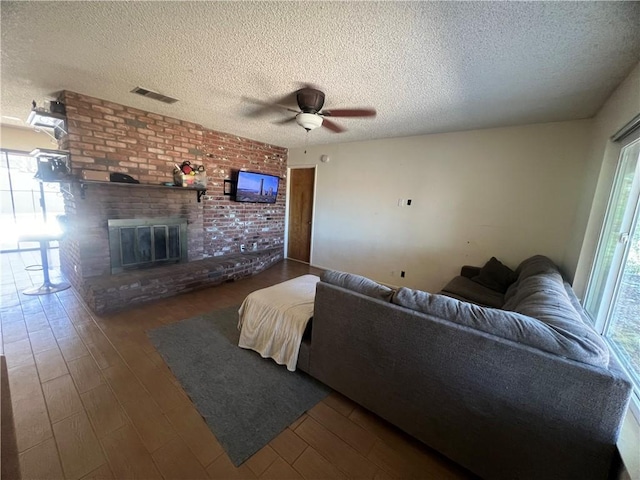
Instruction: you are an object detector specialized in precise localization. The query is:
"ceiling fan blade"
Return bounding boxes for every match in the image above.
[242,96,299,116]
[321,118,346,133]
[321,108,376,118]
[273,116,297,125]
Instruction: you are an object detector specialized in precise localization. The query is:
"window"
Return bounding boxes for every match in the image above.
[0,149,64,251]
[584,132,640,394]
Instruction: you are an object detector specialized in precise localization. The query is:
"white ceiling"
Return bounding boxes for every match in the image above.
[1,1,639,149]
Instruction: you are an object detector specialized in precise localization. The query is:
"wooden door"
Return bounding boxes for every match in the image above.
[288,168,315,263]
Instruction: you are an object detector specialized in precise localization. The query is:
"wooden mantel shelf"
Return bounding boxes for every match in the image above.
[75,180,207,202]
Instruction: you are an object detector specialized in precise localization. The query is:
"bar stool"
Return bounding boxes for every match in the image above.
[18,231,70,295]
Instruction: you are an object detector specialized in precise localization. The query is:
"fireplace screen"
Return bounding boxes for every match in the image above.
[108,218,187,273]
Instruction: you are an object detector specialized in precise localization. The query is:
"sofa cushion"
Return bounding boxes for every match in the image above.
[503,267,564,312]
[440,275,505,308]
[502,272,609,364]
[472,257,517,293]
[505,255,560,303]
[516,254,560,279]
[392,287,609,367]
[322,270,394,302]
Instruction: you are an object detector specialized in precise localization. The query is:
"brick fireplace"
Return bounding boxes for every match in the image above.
[108,217,188,274]
[57,91,287,312]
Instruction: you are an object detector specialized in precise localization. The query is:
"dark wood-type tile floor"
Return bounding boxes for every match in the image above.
[1,249,473,479]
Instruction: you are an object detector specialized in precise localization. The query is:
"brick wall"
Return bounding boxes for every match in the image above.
[57,91,287,304]
[62,182,204,278]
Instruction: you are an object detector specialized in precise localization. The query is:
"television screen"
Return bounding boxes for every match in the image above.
[234,171,280,204]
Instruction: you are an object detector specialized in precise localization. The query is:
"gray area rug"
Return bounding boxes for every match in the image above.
[147,305,329,466]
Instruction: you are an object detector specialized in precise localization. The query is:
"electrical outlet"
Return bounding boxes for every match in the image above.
[240,244,246,252]
[401,271,406,278]
[407,199,412,206]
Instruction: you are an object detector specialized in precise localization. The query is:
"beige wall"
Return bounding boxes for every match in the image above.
[289,120,592,292]
[570,62,640,297]
[0,125,56,152]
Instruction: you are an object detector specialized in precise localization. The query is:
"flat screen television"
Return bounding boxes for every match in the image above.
[234,170,280,204]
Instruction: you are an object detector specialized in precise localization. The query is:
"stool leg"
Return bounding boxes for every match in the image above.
[40,240,51,286]
[23,241,70,295]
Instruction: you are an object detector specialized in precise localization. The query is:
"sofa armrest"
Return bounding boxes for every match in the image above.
[460,265,481,278]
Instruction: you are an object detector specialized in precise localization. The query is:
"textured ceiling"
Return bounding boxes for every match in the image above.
[1,1,639,149]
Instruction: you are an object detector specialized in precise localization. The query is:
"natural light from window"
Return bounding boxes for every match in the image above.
[0,151,65,251]
[585,135,640,393]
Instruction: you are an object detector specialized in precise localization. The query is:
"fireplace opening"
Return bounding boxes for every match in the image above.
[108,218,187,274]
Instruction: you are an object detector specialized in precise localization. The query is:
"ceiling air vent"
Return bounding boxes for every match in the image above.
[130,86,178,104]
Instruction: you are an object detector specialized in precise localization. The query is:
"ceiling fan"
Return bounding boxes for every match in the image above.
[246,85,376,133]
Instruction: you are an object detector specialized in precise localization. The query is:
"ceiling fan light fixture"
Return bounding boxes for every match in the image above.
[296,113,323,131]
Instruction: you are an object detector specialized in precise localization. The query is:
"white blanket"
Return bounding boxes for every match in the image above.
[238,274,320,371]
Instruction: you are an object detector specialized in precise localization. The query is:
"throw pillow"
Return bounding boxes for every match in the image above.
[322,270,394,302]
[472,257,517,293]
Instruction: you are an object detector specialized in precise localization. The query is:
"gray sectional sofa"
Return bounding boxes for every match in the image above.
[297,255,633,480]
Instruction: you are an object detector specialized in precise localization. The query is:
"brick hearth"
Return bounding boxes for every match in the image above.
[56,91,287,312]
[82,248,283,314]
